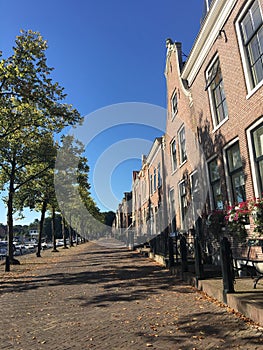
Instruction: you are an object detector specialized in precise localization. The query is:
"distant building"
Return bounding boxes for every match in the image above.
[29,229,39,240]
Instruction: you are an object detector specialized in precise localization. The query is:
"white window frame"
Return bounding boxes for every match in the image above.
[223,138,246,205]
[207,157,224,210]
[190,169,203,223]
[205,55,228,130]
[170,138,177,173]
[169,188,176,233]
[178,179,187,229]
[235,0,263,97]
[178,125,187,165]
[157,162,162,188]
[171,90,178,120]
[247,116,263,198]
[153,168,157,192]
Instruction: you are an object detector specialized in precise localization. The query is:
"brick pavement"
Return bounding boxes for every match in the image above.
[0,239,263,350]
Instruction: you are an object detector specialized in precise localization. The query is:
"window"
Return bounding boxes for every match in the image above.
[153,168,157,192]
[226,142,246,203]
[150,174,153,195]
[241,1,263,88]
[252,122,263,194]
[191,170,200,204]
[171,90,178,118]
[178,126,187,164]
[157,162,162,187]
[179,180,188,226]
[208,158,223,209]
[142,180,146,201]
[190,170,202,223]
[206,58,228,127]
[171,139,177,172]
[237,0,263,92]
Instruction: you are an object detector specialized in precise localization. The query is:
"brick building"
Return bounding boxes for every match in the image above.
[115,0,263,256]
[131,137,168,243]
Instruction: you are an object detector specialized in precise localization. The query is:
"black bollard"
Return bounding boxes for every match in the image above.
[194,236,204,283]
[168,235,175,269]
[180,235,188,277]
[220,237,235,302]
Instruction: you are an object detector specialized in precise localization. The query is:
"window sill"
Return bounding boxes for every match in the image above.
[246,80,263,100]
[171,111,178,121]
[212,117,228,133]
[179,159,188,168]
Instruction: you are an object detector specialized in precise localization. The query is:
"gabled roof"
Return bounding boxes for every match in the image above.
[181,0,238,86]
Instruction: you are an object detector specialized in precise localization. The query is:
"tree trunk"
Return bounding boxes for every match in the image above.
[51,206,58,252]
[69,214,74,247]
[36,198,48,257]
[7,170,20,266]
[62,216,68,249]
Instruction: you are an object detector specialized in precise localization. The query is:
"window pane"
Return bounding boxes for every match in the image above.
[227,143,242,172]
[206,59,219,89]
[158,163,161,187]
[212,182,223,209]
[208,59,228,126]
[179,127,187,162]
[242,12,254,41]
[222,99,228,118]
[219,81,226,100]
[232,172,246,203]
[259,159,263,192]
[250,35,261,64]
[180,181,187,223]
[172,93,178,115]
[216,104,224,124]
[209,159,220,181]
[172,140,176,153]
[171,140,177,171]
[213,85,222,106]
[259,27,263,52]
[180,181,186,196]
[253,57,263,83]
[252,1,263,29]
[253,124,263,159]
[241,1,263,87]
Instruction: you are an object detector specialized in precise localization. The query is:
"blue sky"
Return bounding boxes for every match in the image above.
[0,0,203,224]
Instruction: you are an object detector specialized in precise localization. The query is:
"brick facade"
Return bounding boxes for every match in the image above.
[115,0,263,255]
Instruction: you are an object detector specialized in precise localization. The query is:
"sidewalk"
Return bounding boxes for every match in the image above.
[0,240,263,350]
[184,272,263,327]
[145,250,263,327]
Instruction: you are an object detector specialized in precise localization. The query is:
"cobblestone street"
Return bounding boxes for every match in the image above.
[0,240,263,350]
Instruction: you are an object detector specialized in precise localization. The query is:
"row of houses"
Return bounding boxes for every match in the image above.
[113,0,263,256]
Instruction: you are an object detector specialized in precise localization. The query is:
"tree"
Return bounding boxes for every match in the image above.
[0,30,82,265]
[55,135,102,242]
[15,137,58,257]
